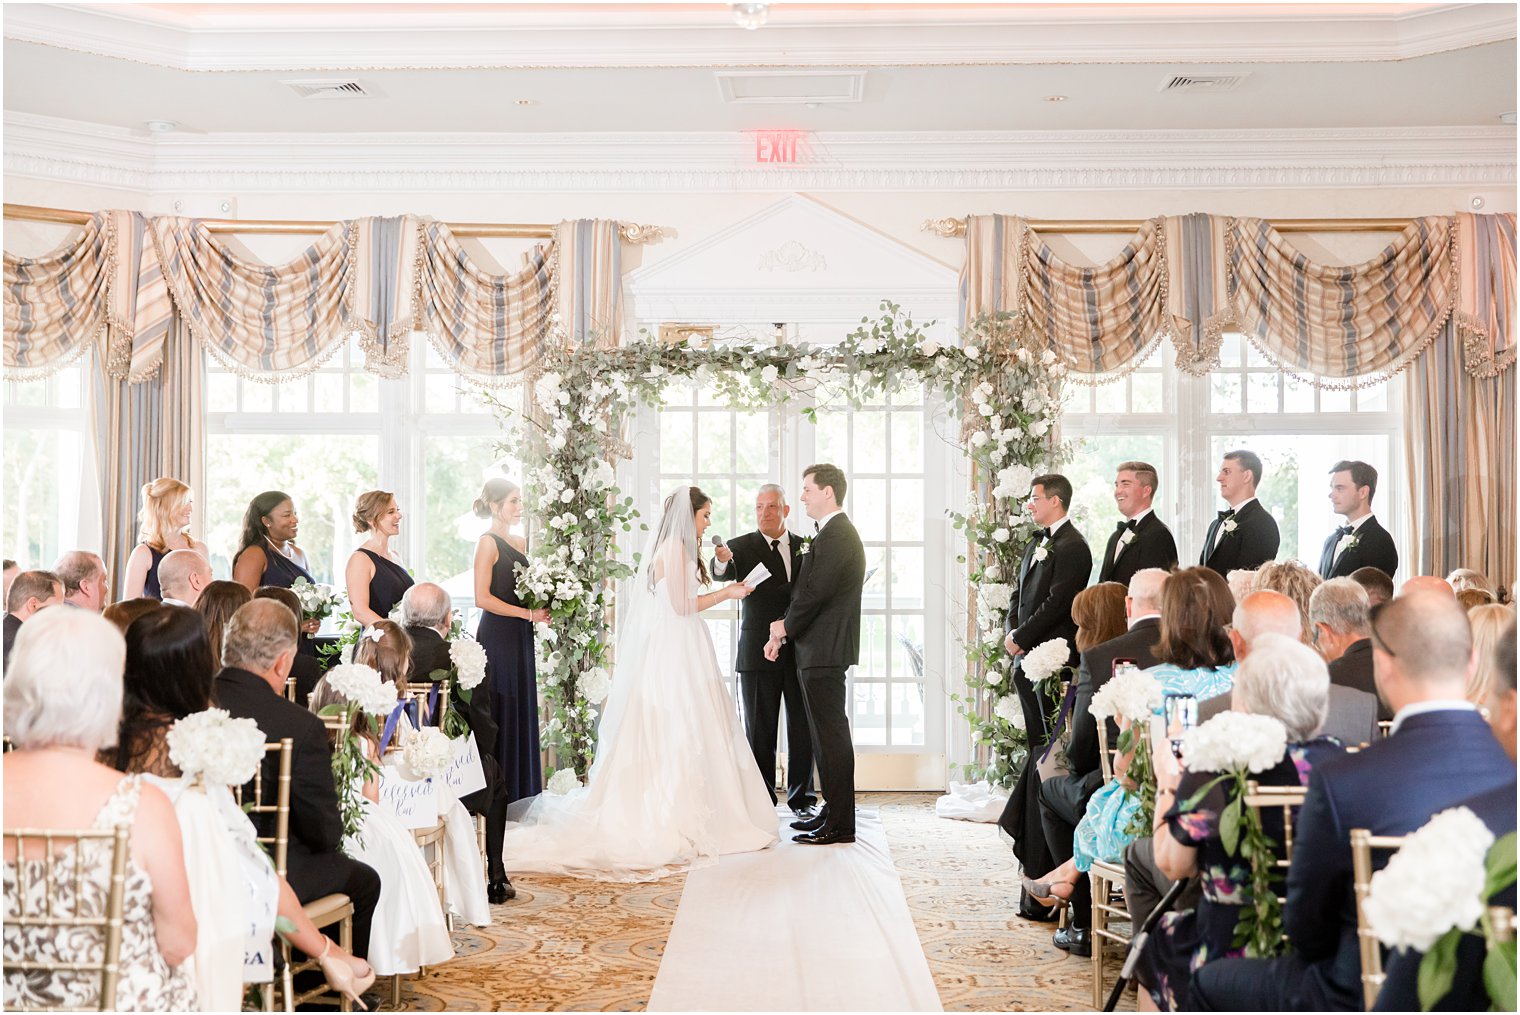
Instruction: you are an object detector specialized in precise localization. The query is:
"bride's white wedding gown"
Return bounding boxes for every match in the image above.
[500,558,778,882]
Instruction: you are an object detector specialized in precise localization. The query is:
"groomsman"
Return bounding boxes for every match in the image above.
[1200,450,1279,577]
[999,474,1092,922]
[712,484,818,816]
[1098,461,1178,585]
[1318,460,1398,580]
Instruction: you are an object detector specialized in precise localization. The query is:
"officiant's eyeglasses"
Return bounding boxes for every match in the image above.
[1367,602,1396,658]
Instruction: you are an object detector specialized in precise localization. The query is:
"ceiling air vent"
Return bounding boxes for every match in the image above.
[1158,73,1249,94]
[716,70,865,105]
[283,79,371,100]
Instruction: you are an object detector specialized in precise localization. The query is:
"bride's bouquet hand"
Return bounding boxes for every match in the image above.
[726,583,753,601]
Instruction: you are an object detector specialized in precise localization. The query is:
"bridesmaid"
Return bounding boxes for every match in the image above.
[230,491,321,652]
[472,478,549,802]
[344,490,415,627]
[122,478,209,600]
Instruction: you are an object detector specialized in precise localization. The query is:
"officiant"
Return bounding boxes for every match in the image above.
[712,484,819,817]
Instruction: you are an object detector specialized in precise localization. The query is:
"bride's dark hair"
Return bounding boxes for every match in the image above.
[649,486,712,590]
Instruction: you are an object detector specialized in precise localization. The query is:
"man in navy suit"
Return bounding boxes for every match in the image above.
[1097,462,1178,586]
[1200,450,1280,578]
[1318,460,1399,580]
[1191,592,1515,1011]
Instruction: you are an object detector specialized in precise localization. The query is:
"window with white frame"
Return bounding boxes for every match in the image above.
[3,361,98,570]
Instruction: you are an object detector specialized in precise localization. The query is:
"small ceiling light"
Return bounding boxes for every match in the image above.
[1500,111,1517,125]
[144,119,178,133]
[732,3,769,30]
[515,99,536,107]
[1044,95,1067,103]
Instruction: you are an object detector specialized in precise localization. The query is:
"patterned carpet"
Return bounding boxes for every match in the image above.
[396,793,1127,1012]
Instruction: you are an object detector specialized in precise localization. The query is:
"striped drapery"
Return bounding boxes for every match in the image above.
[556,219,623,348]
[351,215,422,378]
[1162,212,1232,375]
[1455,212,1517,378]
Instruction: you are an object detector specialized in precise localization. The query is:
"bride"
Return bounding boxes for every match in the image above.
[499,486,780,881]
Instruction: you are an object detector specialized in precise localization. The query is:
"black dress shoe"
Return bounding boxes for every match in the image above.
[790,812,827,832]
[793,828,856,845]
[792,804,820,821]
[1052,927,1091,957]
[489,877,516,903]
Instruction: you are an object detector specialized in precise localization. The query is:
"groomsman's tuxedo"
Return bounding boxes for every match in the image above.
[1199,497,1280,576]
[1097,510,1178,586]
[1317,514,1398,580]
[999,518,1092,917]
[713,529,817,813]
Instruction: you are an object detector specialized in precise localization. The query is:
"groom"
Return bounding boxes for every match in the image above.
[765,463,866,845]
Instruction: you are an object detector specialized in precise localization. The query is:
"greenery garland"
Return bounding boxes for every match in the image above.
[486,305,1067,782]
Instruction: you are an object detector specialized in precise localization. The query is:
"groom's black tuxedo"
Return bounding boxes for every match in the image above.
[1097,511,1178,587]
[1199,497,1280,577]
[782,512,867,835]
[1317,515,1398,580]
[712,530,816,812]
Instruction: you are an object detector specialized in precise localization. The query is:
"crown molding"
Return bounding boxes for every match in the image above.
[5,114,1514,195]
[6,3,1513,70]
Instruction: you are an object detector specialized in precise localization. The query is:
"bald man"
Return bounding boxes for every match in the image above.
[1399,575,1454,598]
[157,549,212,608]
[1192,590,1514,1011]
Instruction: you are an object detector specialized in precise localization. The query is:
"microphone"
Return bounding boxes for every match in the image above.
[711,534,725,548]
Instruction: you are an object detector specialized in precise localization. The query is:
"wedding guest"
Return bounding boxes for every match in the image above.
[1189,591,1515,1011]
[157,548,212,608]
[471,478,549,802]
[213,601,382,967]
[1253,559,1321,643]
[3,559,17,601]
[254,587,323,706]
[1317,461,1398,579]
[110,605,375,1007]
[2,606,196,1010]
[103,598,162,635]
[195,580,252,670]
[1465,603,1515,710]
[1400,574,1454,597]
[1225,568,1258,606]
[3,569,62,667]
[53,550,108,612]
[1310,577,1389,720]
[1137,634,1344,1011]
[1098,462,1179,586]
[1456,586,1497,611]
[1200,451,1279,577]
[998,473,1092,923]
[1349,565,1394,608]
[344,491,414,627]
[1446,567,1496,597]
[122,478,210,601]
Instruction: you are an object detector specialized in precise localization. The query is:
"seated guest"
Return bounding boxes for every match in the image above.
[1209,589,1376,745]
[1309,578,1389,723]
[1137,634,1344,1011]
[3,569,62,667]
[1348,566,1394,608]
[1253,560,1321,645]
[1400,574,1454,598]
[2,559,16,601]
[1317,460,1397,580]
[111,605,373,1007]
[213,601,381,967]
[102,598,162,634]
[253,587,324,706]
[157,549,212,608]
[122,477,210,601]
[1189,591,1515,1011]
[1456,586,1497,611]
[195,580,252,670]
[1225,569,1258,606]
[2,607,196,1010]
[1374,616,1517,1012]
[1446,567,1496,597]
[1465,603,1514,710]
[401,582,515,902]
[52,550,107,612]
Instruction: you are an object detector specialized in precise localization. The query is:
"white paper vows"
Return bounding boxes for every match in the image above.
[742,562,772,589]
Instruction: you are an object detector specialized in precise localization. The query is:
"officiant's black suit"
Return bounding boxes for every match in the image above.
[1097,512,1178,586]
[713,531,817,813]
[1199,498,1280,577]
[1317,515,1398,580]
[782,513,866,835]
[998,520,1092,918]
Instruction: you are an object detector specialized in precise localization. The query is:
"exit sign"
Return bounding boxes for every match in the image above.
[754,130,807,164]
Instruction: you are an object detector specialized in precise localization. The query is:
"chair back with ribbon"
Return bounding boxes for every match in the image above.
[2,824,132,1012]
[1351,827,1409,1011]
[400,683,449,730]
[232,739,294,877]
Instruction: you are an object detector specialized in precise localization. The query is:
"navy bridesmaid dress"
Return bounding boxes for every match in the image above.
[141,546,168,600]
[476,534,542,802]
[358,548,414,621]
[245,540,320,658]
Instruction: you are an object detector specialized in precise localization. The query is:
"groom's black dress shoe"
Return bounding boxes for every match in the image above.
[790,812,828,832]
[792,804,820,821]
[489,877,516,903]
[1052,927,1091,957]
[793,828,856,845]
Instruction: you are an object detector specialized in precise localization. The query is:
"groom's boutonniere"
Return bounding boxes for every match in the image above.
[1221,518,1239,535]
[1344,534,1361,552]
[799,536,813,556]
[1117,529,1136,549]
[1032,540,1050,563]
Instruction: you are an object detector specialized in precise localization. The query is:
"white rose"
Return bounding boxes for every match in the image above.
[401,726,455,779]
[984,563,1002,581]
[994,696,1025,729]
[964,345,981,360]
[760,365,780,385]
[560,488,575,503]
[992,528,1010,543]
[578,666,612,704]
[546,768,582,795]
[922,340,941,357]
[448,637,489,691]
[970,431,989,448]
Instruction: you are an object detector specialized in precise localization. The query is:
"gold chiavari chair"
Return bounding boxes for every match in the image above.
[283,676,298,703]
[400,683,450,729]
[2,824,132,1012]
[1351,828,1408,1011]
[1376,720,1393,739]
[1242,782,1309,942]
[1089,720,1131,1008]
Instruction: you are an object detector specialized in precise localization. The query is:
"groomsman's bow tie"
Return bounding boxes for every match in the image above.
[1217,508,1236,520]
[1116,519,1138,533]
[1036,527,1051,539]
[1336,525,1355,537]
[814,521,821,534]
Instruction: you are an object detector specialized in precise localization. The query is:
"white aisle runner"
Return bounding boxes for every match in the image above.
[648,809,943,1012]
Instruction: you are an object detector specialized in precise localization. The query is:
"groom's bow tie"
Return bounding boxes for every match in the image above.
[1116,519,1138,534]
[1217,508,1236,520]
[1036,527,1051,540]
[1335,524,1355,537]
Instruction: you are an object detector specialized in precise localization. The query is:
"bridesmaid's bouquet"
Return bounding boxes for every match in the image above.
[289,577,344,622]
[514,557,580,615]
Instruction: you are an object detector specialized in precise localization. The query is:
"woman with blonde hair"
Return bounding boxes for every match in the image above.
[345,490,414,628]
[1467,603,1517,711]
[122,477,209,600]
[1254,560,1322,644]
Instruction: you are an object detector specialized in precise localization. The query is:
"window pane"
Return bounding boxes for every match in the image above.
[1356,379,1389,412]
[1211,373,1241,413]
[852,413,887,474]
[241,379,273,413]
[733,410,769,475]
[891,411,924,473]
[53,367,82,410]
[350,373,379,413]
[313,374,345,412]
[1130,371,1163,413]
[1093,378,1127,414]
[3,428,83,568]
[1246,372,1279,414]
[1064,433,1168,583]
[890,547,925,610]
[1318,386,1351,413]
[7,379,48,408]
[890,478,924,542]
[206,372,237,412]
[659,410,694,473]
[1217,334,1243,368]
[851,478,887,541]
[425,374,457,413]
[422,436,519,610]
[852,682,888,746]
[1282,373,1316,414]
[814,409,849,466]
[695,413,731,474]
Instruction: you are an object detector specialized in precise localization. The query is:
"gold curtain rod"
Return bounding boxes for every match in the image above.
[1,204,666,243]
[921,216,1418,237]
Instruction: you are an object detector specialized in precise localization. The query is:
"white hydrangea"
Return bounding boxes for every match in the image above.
[167,708,268,787]
[1021,639,1071,685]
[994,696,1025,729]
[546,768,582,795]
[578,666,612,705]
[977,583,1013,630]
[992,464,1034,501]
[449,637,488,691]
[1363,807,1495,953]
[1089,668,1165,724]
[324,663,398,717]
[1179,712,1288,775]
[402,726,455,779]
[760,364,780,385]
[582,459,616,491]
